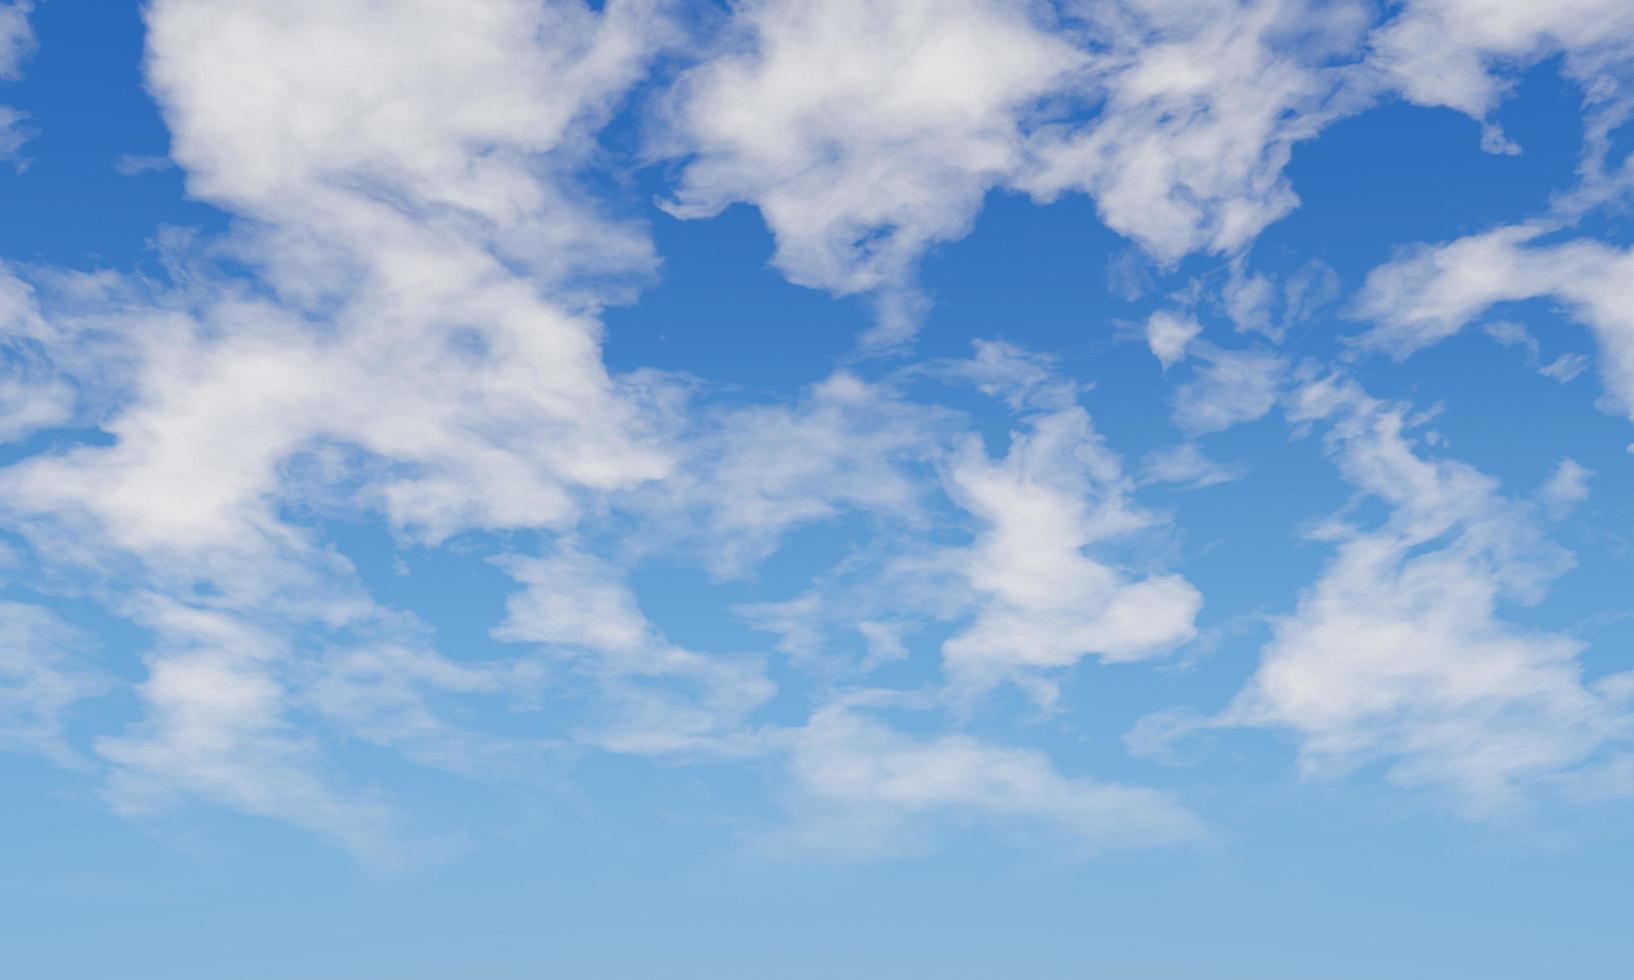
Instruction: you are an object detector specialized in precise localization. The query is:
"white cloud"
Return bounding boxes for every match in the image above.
[659,0,1082,342]
[1202,377,1633,810]
[0,601,104,764]
[1539,458,1592,515]
[941,403,1201,696]
[0,2,35,165]
[0,0,690,852]
[146,0,663,238]
[113,154,172,176]
[1369,0,1634,151]
[1539,353,1591,384]
[774,699,1201,855]
[1356,225,1634,421]
[9,0,1633,859]
[947,339,1070,411]
[731,542,963,683]
[0,266,75,442]
[1222,258,1340,340]
[1022,0,1372,263]
[94,601,406,862]
[651,0,1634,331]
[0,104,27,163]
[644,0,1634,341]
[1171,344,1285,434]
[659,1,1389,335]
[1144,310,1202,369]
[652,0,1634,320]
[494,549,774,756]
[1481,320,1597,386]
[4,0,679,564]
[95,594,553,862]
[0,2,32,80]
[1140,443,1248,489]
[301,640,550,778]
[627,371,955,576]
[714,345,1205,704]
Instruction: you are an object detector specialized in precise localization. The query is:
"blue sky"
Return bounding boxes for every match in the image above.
[2,1,1634,976]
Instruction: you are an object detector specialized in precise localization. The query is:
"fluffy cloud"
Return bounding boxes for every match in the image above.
[777,699,1201,855]
[0,600,104,764]
[1370,0,1634,151]
[95,601,405,861]
[728,347,1205,705]
[0,267,75,442]
[625,371,956,576]
[1175,377,1634,810]
[942,403,1202,696]
[0,1,32,78]
[1356,225,1634,421]
[659,0,1082,341]
[1022,0,1371,262]
[1170,343,1286,434]
[146,0,666,267]
[0,0,687,850]
[660,1,1389,335]
[6,0,678,561]
[494,548,774,756]
[0,0,33,161]
[654,0,1634,321]
[302,640,551,779]
[1222,258,1340,340]
[489,525,1202,852]
[6,0,1632,860]
[1143,310,1202,369]
[656,0,1634,337]
[1539,458,1592,515]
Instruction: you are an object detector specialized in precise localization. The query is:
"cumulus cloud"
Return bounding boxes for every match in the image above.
[1539,458,1592,515]
[1355,225,1634,421]
[659,1,1390,336]
[8,0,1633,859]
[1148,376,1634,811]
[0,267,75,442]
[0,0,689,851]
[658,0,1082,342]
[302,639,553,779]
[1144,310,1202,369]
[650,0,1634,334]
[654,0,1634,339]
[5,0,678,560]
[1171,343,1286,434]
[1370,0,1634,152]
[494,548,774,756]
[489,534,1202,853]
[94,601,406,861]
[1022,0,1372,262]
[718,345,1204,711]
[626,371,956,576]
[0,601,105,764]
[773,699,1200,855]
[146,0,666,259]
[1222,258,1340,340]
[941,400,1202,697]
